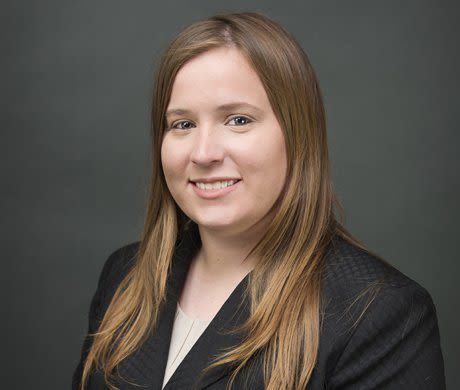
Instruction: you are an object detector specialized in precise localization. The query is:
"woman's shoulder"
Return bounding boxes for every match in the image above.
[99,241,140,285]
[317,235,445,388]
[322,234,430,297]
[92,241,141,314]
[320,234,437,329]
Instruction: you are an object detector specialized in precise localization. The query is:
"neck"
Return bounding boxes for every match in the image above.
[194,211,273,281]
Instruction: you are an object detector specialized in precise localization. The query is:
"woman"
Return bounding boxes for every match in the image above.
[72,12,446,390]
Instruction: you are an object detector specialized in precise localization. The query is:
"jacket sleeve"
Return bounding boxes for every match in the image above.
[71,249,121,390]
[327,282,446,389]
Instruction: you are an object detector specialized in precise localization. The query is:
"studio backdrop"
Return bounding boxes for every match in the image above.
[2,1,458,389]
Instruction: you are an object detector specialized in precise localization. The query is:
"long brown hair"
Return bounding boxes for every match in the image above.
[79,11,381,390]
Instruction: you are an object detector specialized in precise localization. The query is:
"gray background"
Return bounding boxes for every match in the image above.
[2,1,458,389]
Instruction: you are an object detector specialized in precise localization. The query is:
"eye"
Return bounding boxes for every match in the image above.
[169,120,195,130]
[167,115,252,131]
[227,116,252,126]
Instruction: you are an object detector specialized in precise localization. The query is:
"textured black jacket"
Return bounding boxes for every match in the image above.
[72,225,446,389]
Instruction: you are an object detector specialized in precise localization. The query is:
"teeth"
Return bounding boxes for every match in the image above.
[195,180,238,190]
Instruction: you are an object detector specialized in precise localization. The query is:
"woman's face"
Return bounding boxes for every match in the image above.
[161,46,287,235]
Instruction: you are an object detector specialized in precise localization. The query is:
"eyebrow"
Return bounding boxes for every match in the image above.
[165,102,264,118]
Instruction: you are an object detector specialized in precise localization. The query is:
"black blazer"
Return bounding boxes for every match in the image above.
[72,226,446,389]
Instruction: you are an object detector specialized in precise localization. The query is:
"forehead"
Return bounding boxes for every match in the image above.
[168,47,269,108]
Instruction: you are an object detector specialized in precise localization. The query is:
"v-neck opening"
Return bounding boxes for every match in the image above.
[162,269,252,389]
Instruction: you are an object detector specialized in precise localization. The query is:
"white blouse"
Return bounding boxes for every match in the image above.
[161,303,213,389]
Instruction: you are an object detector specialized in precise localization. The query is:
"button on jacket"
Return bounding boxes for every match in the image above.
[72,225,446,389]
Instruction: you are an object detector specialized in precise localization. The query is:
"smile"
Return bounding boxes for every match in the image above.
[194,179,239,190]
[190,179,241,199]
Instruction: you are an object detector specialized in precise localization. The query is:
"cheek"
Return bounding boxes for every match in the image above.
[238,143,286,209]
[245,137,287,185]
[161,140,184,179]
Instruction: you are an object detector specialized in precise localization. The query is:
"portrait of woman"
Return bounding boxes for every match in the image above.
[72,11,446,390]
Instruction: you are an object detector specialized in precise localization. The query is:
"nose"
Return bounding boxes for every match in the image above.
[190,125,225,166]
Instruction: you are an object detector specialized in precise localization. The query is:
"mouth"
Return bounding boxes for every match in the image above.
[189,179,241,188]
[189,179,242,199]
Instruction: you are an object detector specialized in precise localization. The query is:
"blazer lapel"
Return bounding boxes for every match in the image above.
[114,224,252,390]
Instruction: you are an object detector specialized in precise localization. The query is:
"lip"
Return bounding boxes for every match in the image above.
[190,176,242,183]
[190,179,241,199]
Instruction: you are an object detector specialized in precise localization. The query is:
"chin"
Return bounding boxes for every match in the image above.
[193,215,238,230]
[197,220,236,229]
